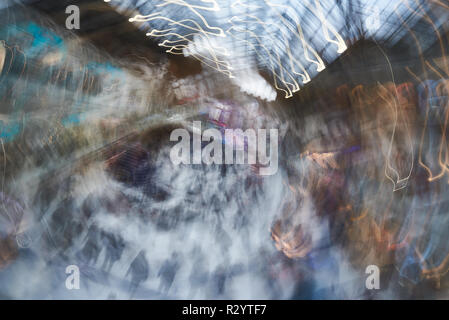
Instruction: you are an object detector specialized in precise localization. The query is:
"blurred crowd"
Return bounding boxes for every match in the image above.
[1,1,449,300]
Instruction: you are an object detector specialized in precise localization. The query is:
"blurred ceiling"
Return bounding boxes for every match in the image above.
[13,0,449,100]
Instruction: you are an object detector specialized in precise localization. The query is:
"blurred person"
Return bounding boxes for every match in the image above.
[126,250,150,299]
[158,252,180,295]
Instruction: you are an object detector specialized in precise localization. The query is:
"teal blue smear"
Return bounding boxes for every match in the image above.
[87,62,122,80]
[87,62,120,73]
[61,113,85,127]
[25,23,65,56]
[0,121,20,141]
[3,22,66,57]
[27,23,63,46]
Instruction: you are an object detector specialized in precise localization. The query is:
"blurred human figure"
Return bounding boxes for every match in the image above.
[158,252,180,295]
[101,231,126,273]
[210,265,227,297]
[78,224,102,266]
[126,250,150,299]
[188,247,209,298]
